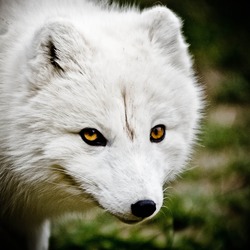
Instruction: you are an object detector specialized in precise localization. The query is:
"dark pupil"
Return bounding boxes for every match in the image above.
[154,128,160,135]
[87,130,95,136]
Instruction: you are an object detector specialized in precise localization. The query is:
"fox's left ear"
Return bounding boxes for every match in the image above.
[142,6,192,74]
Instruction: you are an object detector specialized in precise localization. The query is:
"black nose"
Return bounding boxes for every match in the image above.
[131,200,156,218]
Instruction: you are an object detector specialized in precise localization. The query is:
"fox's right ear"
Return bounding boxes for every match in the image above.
[27,20,89,81]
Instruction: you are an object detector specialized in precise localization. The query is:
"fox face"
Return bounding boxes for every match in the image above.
[38,75,196,223]
[1,6,202,224]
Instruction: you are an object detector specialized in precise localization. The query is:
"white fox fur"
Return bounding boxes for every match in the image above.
[0,0,203,249]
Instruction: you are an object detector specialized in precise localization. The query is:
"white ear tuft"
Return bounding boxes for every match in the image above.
[142,6,193,73]
[28,20,88,75]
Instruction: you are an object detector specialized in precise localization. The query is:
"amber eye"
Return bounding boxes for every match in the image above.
[79,128,107,146]
[150,125,166,143]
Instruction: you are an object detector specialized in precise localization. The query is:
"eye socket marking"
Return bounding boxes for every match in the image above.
[150,124,166,143]
[79,128,107,147]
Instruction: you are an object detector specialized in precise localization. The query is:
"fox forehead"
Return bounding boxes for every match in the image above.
[41,62,193,143]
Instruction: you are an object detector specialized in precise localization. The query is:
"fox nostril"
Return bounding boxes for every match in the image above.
[131,200,156,218]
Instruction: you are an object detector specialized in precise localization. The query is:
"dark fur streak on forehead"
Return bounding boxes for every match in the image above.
[121,89,134,141]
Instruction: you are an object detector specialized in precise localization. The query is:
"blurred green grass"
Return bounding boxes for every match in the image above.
[50,0,250,249]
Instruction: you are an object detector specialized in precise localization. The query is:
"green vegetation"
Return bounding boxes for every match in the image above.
[50,1,250,249]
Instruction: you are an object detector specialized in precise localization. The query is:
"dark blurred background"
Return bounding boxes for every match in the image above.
[51,1,250,249]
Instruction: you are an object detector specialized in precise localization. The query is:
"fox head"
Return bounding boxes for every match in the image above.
[2,6,202,223]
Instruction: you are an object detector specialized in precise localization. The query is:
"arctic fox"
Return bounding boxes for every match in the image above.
[0,0,202,249]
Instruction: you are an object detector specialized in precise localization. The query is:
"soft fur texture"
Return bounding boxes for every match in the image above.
[0,0,203,249]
